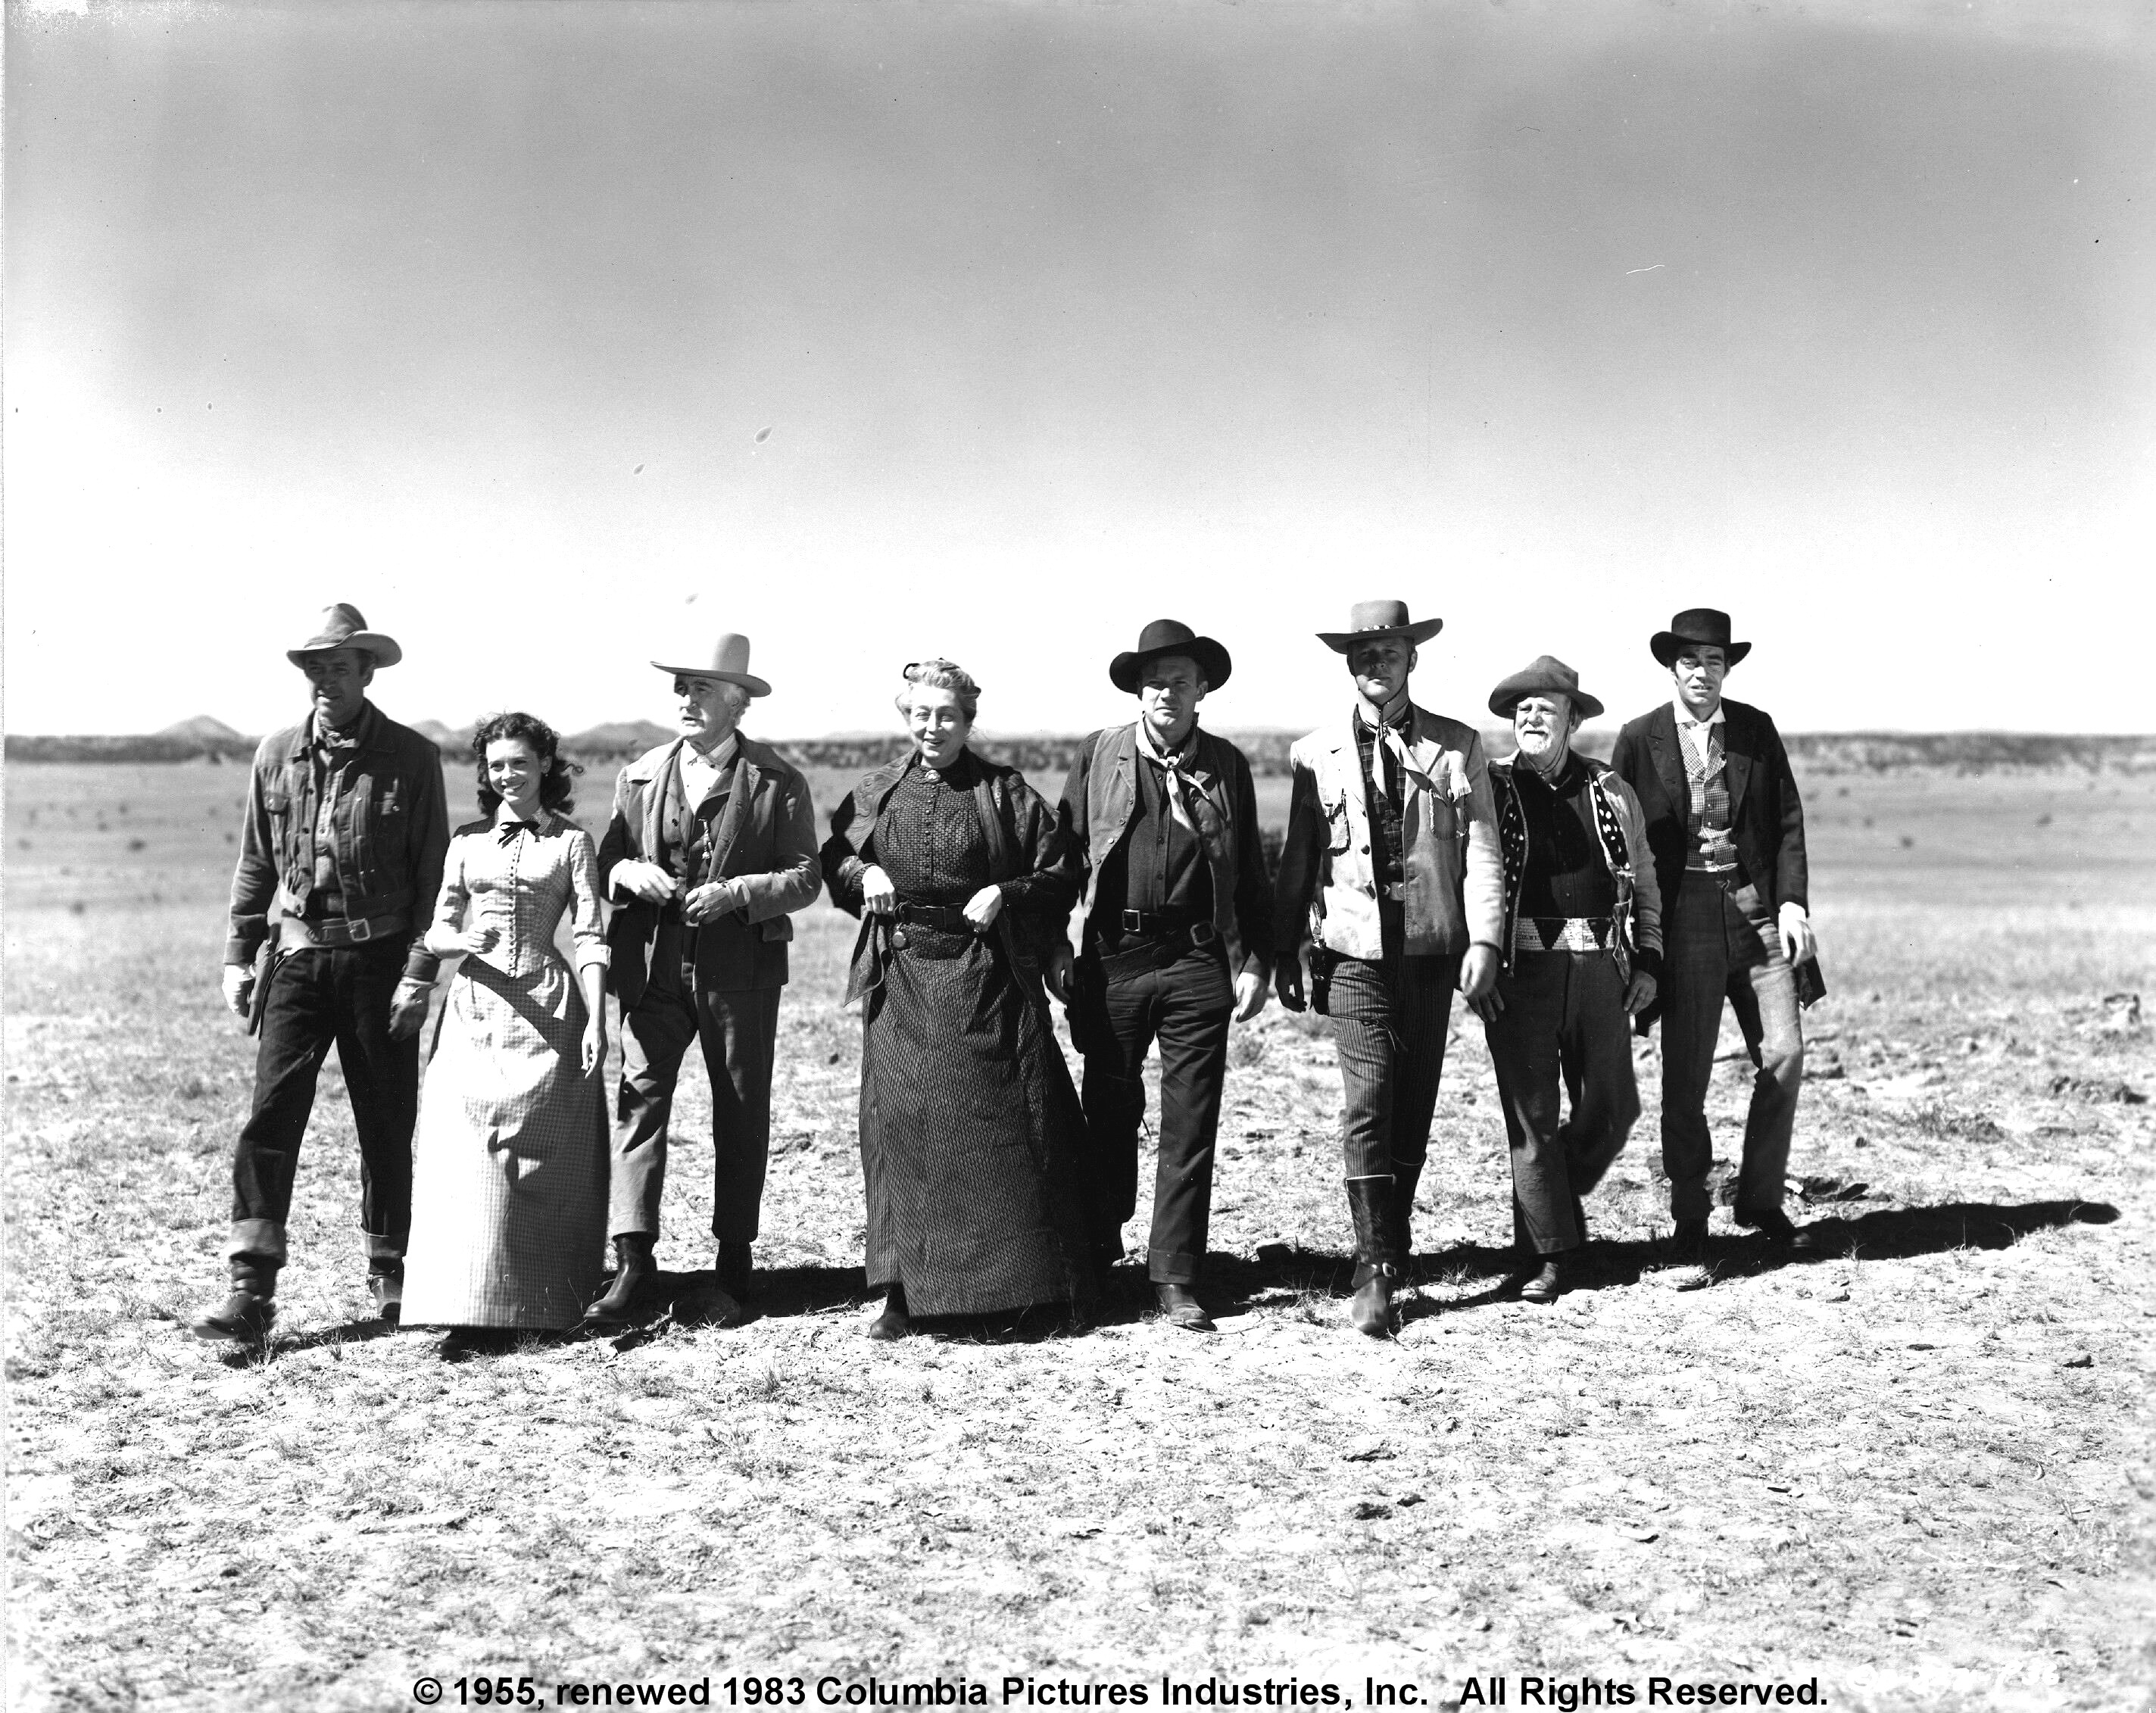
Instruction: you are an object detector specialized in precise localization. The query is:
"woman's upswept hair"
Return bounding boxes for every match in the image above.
[471,711,582,818]
[894,657,981,722]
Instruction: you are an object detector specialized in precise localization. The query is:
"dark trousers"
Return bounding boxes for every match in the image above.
[1482,950,1640,1255]
[1660,877,1804,1222]
[609,922,782,1246]
[1077,943,1234,1284]
[1322,913,1462,1183]
[229,943,417,1264]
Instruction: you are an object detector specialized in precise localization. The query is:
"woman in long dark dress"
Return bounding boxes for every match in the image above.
[822,659,1093,1339]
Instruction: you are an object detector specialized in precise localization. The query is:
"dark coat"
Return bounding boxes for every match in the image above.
[1608,698,1808,925]
[597,735,820,1006]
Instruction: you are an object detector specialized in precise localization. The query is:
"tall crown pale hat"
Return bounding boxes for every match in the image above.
[651,632,772,698]
[1488,655,1605,722]
[1650,608,1752,669]
[287,603,402,669]
[1316,599,1443,654]
[1108,618,1234,694]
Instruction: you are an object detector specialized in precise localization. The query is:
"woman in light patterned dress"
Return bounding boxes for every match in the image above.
[401,713,610,1349]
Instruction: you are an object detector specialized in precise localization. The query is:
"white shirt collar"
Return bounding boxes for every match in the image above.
[684,732,740,772]
[1672,696,1725,728]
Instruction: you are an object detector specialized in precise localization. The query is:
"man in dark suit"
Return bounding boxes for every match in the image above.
[584,632,822,1325]
[1610,609,1820,1264]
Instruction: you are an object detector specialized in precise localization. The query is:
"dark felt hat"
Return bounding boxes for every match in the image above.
[1316,598,1443,653]
[1650,608,1752,669]
[1109,619,1233,694]
[1488,654,1604,721]
[287,603,402,669]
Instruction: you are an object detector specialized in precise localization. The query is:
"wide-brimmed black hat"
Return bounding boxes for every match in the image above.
[1317,598,1443,654]
[1109,619,1233,694]
[1488,655,1604,721]
[1650,608,1752,669]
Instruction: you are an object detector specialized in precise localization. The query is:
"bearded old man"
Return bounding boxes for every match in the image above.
[194,604,450,1341]
[1473,657,1661,1303]
[1274,600,1504,1337]
[584,633,822,1325]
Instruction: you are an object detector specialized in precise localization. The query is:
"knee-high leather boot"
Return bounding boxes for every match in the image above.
[1346,1178,1399,1338]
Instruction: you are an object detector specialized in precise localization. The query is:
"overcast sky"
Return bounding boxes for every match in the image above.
[6,0,2151,738]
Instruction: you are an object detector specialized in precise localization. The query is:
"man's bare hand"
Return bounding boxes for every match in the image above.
[1777,902,1816,966]
[386,978,432,1041]
[1624,971,1658,1017]
[1046,944,1076,1004]
[1232,971,1267,1023]
[682,879,739,925]
[222,964,254,1018]
[1275,953,1307,1014]
[613,860,679,906]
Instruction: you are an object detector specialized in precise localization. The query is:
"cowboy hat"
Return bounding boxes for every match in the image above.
[287,603,403,669]
[1316,598,1443,654]
[651,632,771,698]
[1108,618,1233,694]
[1488,655,1604,721]
[1650,608,1752,669]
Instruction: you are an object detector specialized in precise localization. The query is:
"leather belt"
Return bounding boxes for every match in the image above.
[1118,906,1196,937]
[278,912,409,950]
[894,902,973,932]
[1094,919,1223,981]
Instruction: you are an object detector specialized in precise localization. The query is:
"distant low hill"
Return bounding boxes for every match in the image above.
[8,724,2152,775]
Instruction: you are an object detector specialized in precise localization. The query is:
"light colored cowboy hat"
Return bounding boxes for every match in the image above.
[1650,607,1752,668]
[651,631,772,697]
[1108,617,1234,694]
[287,603,403,668]
[1316,598,1443,654]
[1488,655,1605,721]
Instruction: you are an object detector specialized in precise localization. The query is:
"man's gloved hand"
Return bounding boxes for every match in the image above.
[386,978,432,1042]
[222,963,254,1018]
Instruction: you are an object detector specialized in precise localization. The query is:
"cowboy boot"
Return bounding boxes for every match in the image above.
[716,1240,757,1301]
[1390,1158,1424,1277]
[367,1257,405,1326]
[583,1234,657,1327]
[1346,1178,1399,1338]
[192,1256,279,1343]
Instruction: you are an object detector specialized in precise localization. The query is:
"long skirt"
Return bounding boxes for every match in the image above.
[860,922,1093,1317]
[403,956,610,1328]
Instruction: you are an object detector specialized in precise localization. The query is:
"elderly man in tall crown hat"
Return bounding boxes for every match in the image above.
[1046,619,1274,1333]
[582,633,822,1325]
[1472,657,1662,1303]
[1610,610,1822,1270]
[1274,600,1505,1337]
[193,604,451,1340]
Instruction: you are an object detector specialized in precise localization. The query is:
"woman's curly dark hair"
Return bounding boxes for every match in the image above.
[470,711,582,819]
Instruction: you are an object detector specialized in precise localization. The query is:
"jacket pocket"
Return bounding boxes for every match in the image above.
[760,915,794,944]
[1323,794,1353,853]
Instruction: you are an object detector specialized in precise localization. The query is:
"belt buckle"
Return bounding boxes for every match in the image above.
[345,916,373,944]
[1189,921,1218,947]
[1121,910,1145,934]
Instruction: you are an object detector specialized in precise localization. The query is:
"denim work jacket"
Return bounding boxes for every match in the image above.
[224,702,451,981]
[1275,703,1505,963]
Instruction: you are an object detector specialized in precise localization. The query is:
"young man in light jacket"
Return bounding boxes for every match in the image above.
[1473,657,1662,1305]
[1275,600,1505,1336]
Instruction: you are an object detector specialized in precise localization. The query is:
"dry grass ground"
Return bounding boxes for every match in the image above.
[5,759,2153,1711]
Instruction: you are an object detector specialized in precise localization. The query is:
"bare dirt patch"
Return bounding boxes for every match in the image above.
[5,763,2152,1708]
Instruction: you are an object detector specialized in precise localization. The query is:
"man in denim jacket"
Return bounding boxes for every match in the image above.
[194,604,449,1340]
[1275,600,1505,1337]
